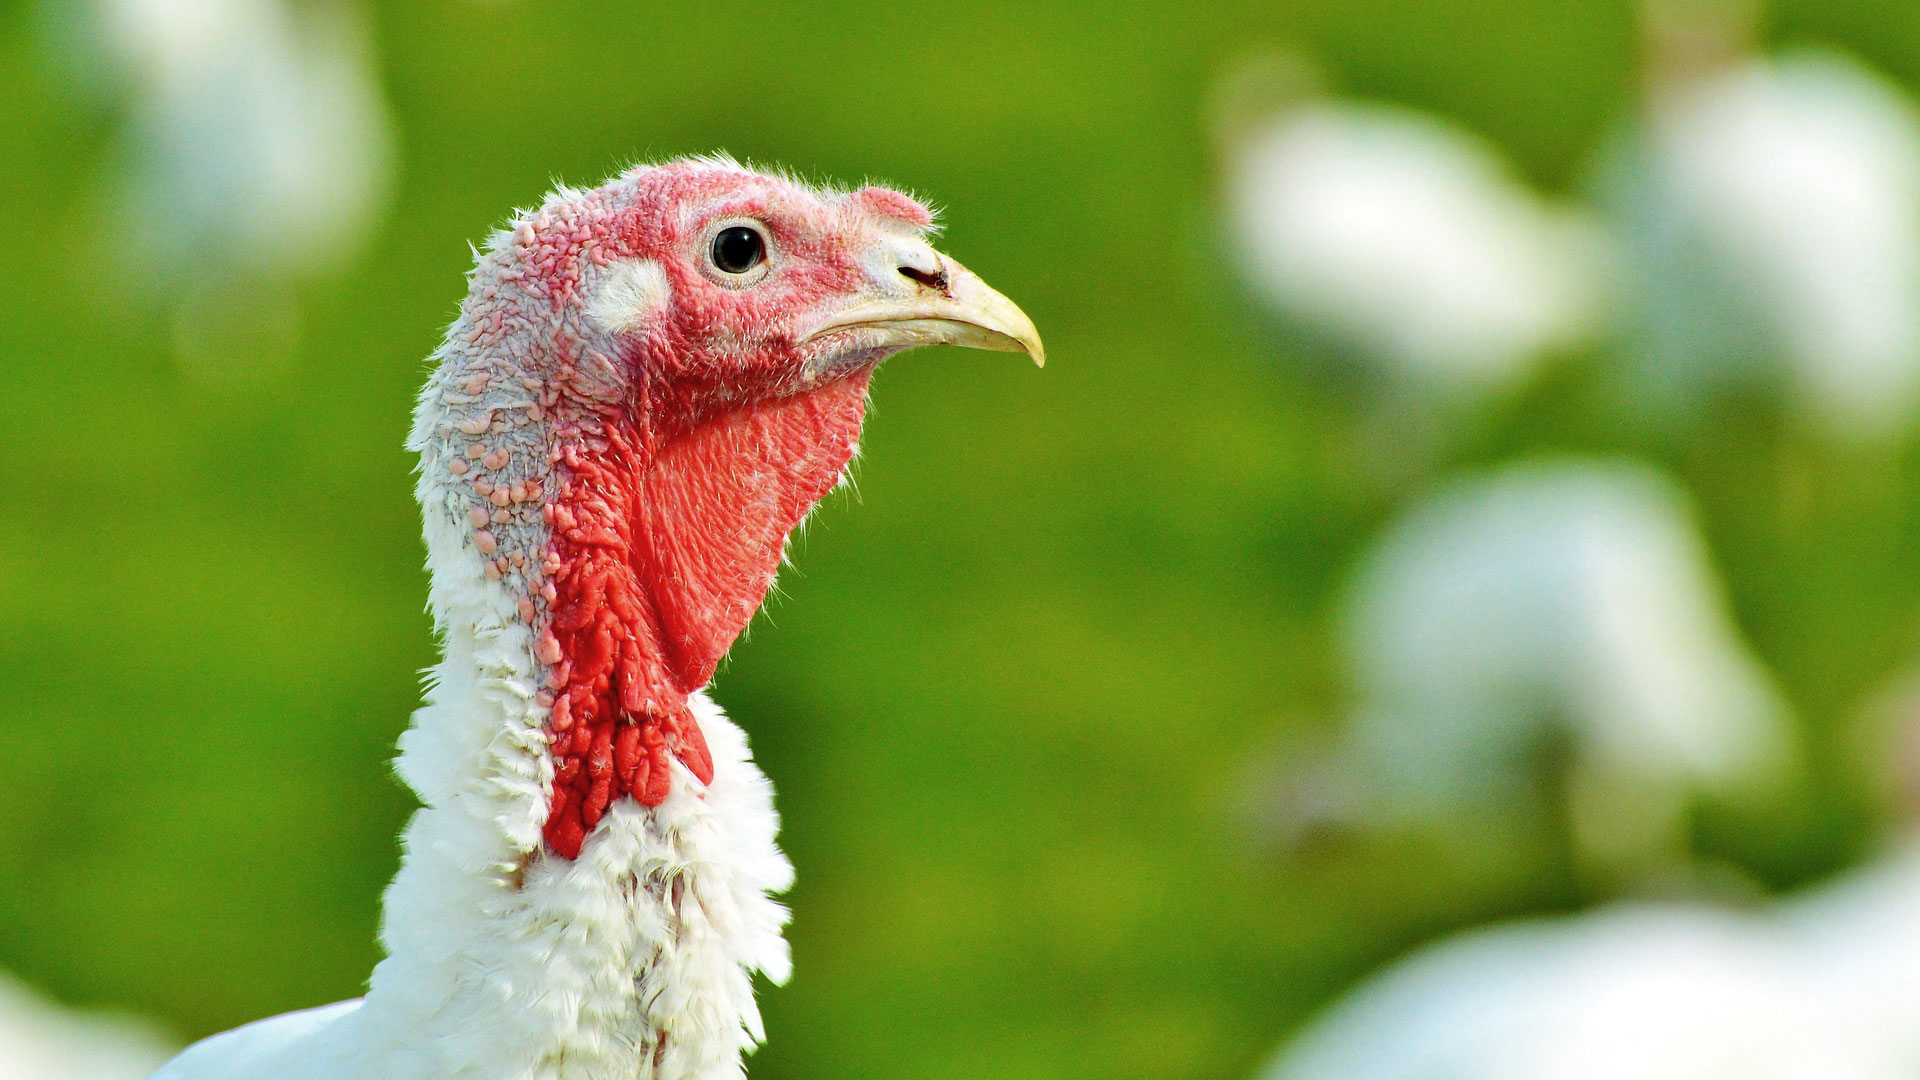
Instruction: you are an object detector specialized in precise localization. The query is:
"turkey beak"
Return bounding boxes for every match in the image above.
[919,256,1045,367]
[803,254,1045,367]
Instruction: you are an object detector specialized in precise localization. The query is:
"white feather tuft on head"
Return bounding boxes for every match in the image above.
[586,258,672,337]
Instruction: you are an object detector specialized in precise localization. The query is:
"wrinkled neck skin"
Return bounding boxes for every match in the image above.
[322,192,865,1080]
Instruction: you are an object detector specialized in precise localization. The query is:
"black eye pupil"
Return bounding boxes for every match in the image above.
[712,226,765,274]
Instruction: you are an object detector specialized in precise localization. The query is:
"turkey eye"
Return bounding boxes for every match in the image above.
[711,226,766,274]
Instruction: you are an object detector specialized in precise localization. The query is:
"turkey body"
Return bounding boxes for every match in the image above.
[0,972,176,1080]
[1263,844,1920,1080]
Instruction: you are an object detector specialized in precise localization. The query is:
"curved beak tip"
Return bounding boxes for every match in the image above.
[947,261,1045,370]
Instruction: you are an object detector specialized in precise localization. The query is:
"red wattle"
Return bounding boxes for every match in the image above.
[538,375,871,858]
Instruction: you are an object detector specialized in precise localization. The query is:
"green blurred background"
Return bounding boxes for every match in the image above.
[8,1,1920,1078]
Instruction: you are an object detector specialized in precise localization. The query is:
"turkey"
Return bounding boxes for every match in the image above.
[1257,835,1920,1080]
[47,0,394,379]
[149,158,1042,1080]
[1255,569,1920,1080]
[1266,459,1794,882]
[0,971,176,1080]
[1597,0,1920,442]
[1258,896,1899,1080]
[1214,55,1605,409]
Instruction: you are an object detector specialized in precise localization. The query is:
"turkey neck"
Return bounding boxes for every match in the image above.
[350,609,792,1080]
[330,337,814,1080]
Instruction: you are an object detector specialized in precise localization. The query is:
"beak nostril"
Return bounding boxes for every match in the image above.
[900,265,951,292]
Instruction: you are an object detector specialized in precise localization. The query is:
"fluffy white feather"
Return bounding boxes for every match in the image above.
[153,424,794,1079]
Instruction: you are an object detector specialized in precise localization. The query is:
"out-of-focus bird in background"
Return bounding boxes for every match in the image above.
[1259,709,1920,1080]
[42,0,394,379]
[0,971,176,1080]
[1258,891,1911,1080]
[1597,0,1920,443]
[150,159,1042,1080]
[1267,459,1794,884]
[1261,658,1920,1080]
[1215,55,1607,417]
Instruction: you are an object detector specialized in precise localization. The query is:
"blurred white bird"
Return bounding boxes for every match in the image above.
[0,971,176,1080]
[1217,64,1605,405]
[49,0,394,376]
[1260,556,1920,1080]
[1601,27,1920,442]
[1260,836,1920,1080]
[1279,459,1794,879]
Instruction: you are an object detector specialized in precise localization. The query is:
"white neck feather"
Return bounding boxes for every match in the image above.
[328,450,794,1080]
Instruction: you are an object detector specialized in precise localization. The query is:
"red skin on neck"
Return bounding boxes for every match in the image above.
[538,372,871,858]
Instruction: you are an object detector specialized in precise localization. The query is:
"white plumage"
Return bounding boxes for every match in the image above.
[152,698,792,1080]
[78,0,394,280]
[0,972,176,1080]
[1603,46,1920,441]
[1279,459,1793,876]
[51,0,394,378]
[1221,92,1605,401]
[1260,842,1920,1080]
